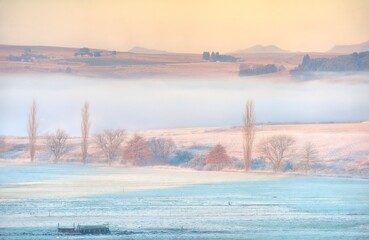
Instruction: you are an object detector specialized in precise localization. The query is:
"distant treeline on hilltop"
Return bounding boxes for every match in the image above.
[239,64,285,76]
[74,47,117,57]
[202,51,237,62]
[292,51,369,73]
[6,47,118,62]
[6,48,47,62]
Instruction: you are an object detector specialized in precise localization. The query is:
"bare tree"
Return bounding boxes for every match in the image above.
[258,135,295,172]
[28,100,38,162]
[150,138,176,164]
[81,102,90,163]
[243,99,255,172]
[47,129,69,163]
[123,134,152,165]
[301,142,318,175]
[95,129,126,166]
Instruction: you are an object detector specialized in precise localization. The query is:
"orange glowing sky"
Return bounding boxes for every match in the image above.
[0,0,368,53]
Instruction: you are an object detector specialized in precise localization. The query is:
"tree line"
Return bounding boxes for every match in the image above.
[74,48,117,57]
[7,48,47,62]
[291,51,369,73]
[202,51,237,62]
[24,101,234,169]
[26,101,179,166]
[239,64,284,76]
[4,99,320,175]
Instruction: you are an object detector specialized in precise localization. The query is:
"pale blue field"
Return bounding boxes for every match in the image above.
[0,164,368,239]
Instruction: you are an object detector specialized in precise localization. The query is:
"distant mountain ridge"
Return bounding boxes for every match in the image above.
[128,46,171,54]
[328,40,369,54]
[230,45,291,54]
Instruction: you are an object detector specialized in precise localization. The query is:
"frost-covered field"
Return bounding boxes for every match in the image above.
[0,164,368,239]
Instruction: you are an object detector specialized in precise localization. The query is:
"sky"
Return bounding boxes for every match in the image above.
[0,0,368,53]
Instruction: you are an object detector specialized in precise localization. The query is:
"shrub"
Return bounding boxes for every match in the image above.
[206,144,230,165]
[65,66,72,73]
[229,157,245,170]
[250,158,267,170]
[282,161,294,172]
[150,138,176,164]
[204,162,228,171]
[183,144,211,154]
[123,134,152,166]
[181,154,206,170]
[170,150,193,165]
[93,51,102,57]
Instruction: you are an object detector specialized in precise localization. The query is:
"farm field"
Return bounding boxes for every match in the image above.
[0,164,368,240]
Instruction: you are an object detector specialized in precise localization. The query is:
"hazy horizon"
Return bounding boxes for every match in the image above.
[1,0,369,53]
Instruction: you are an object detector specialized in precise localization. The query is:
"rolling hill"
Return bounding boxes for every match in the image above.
[328,40,369,54]
[128,46,172,54]
[230,45,291,54]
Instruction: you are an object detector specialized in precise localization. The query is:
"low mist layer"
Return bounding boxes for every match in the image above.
[0,73,368,136]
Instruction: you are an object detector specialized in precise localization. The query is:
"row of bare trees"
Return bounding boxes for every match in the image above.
[24,99,317,173]
[26,100,91,163]
[122,135,176,166]
[40,134,175,167]
[25,101,175,165]
[258,135,318,174]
